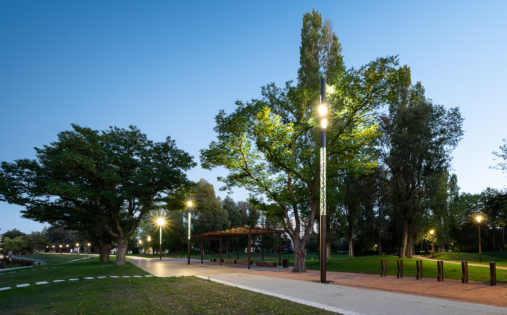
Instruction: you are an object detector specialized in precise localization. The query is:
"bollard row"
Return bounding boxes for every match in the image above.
[378,259,497,286]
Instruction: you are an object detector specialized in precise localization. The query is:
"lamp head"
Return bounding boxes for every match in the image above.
[186,200,193,208]
[429,229,435,235]
[147,236,151,242]
[475,214,484,223]
[318,104,328,117]
[76,243,79,247]
[87,243,91,246]
[156,217,166,227]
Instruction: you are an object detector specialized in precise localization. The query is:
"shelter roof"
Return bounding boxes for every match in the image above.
[193,226,283,239]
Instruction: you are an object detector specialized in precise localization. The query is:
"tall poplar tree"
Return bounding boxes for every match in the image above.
[201,10,400,271]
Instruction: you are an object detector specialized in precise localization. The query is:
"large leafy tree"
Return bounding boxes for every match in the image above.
[0,125,195,265]
[381,68,463,258]
[201,10,400,271]
[192,179,230,235]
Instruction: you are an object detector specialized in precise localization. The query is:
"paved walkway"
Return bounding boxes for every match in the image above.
[129,258,507,315]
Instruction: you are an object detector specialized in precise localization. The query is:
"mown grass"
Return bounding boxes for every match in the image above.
[23,253,89,265]
[305,254,507,283]
[0,257,335,314]
[422,251,507,267]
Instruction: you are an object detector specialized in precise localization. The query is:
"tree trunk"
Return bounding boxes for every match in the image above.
[292,239,307,272]
[502,227,505,251]
[399,218,409,258]
[492,229,496,251]
[406,233,414,258]
[115,239,128,266]
[378,239,383,255]
[348,239,354,257]
[99,243,111,263]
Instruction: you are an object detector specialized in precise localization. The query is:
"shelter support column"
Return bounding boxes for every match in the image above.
[278,233,282,266]
[219,234,223,266]
[248,228,251,270]
[200,238,203,264]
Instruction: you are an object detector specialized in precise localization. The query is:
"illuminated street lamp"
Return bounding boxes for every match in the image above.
[187,200,193,265]
[147,236,151,256]
[429,229,436,258]
[156,216,166,260]
[318,79,327,284]
[475,214,485,262]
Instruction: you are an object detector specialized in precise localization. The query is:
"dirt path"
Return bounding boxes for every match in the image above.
[414,255,507,270]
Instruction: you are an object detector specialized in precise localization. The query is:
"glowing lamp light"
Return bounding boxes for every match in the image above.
[429,229,435,235]
[147,236,151,242]
[76,243,79,247]
[186,200,193,208]
[318,104,328,117]
[475,214,484,223]
[138,240,143,245]
[87,243,91,247]
[156,217,166,227]
[320,118,328,129]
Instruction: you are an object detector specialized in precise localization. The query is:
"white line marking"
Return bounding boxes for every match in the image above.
[144,275,153,277]
[97,276,106,279]
[68,278,79,281]
[36,281,49,285]
[195,276,363,315]
[0,287,11,291]
[83,277,95,280]
[16,283,30,288]
[121,275,131,278]
[133,275,142,278]
[110,275,119,278]
[53,280,65,283]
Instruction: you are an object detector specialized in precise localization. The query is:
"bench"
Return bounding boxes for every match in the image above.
[256,261,277,267]
[223,259,236,264]
[236,260,254,265]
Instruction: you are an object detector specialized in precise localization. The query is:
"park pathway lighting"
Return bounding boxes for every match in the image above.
[475,214,485,262]
[156,216,166,260]
[318,78,327,284]
[147,236,151,255]
[429,229,436,258]
[187,200,193,265]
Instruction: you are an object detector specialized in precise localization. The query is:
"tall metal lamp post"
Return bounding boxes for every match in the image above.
[187,200,193,265]
[318,78,328,284]
[156,217,166,260]
[475,214,484,262]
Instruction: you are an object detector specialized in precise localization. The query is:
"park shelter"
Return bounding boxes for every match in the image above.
[192,226,284,269]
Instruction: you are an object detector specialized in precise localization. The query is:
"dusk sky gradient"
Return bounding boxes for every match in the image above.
[1,0,506,233]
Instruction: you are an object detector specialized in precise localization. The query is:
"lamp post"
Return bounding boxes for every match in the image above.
[156,217,166,260]
[187,200,193,265]
[429,229,435,258]
[318,78,327,284]
[147,236,151,256]
[475,214,484,262]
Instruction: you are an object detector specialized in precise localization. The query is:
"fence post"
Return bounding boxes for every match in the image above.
[397,260,404,278]
[437,261,444,281]
[490,262,496,286]
[380,259,387,277]
[461,261,468,283]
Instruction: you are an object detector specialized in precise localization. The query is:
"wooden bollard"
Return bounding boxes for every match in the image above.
[461,261,468,283]
[380,259,387,277]
[437,261,444,281]
[397,260,404,278]
[490,262,496,286]
[416,260,423,280]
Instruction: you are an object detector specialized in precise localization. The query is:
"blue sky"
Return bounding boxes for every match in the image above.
[1,0,506,233]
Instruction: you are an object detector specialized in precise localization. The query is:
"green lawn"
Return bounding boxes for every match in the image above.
[23,253,89,265]
[0,258,334,314]
[305,254,507,283]
[422,251,507,267]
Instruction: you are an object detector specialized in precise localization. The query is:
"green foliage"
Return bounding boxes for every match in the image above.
[492,138,507,172]
[192,179,229,235]
[201,10,400,271]
[2,236,28,253]
[0,124,195,265]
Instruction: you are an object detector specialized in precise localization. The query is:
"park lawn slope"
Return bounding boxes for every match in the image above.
[0,257,335,314]
[0,257,145,288]
[422,251,507,268]
[306,255,507,283]
[23,253,89,265]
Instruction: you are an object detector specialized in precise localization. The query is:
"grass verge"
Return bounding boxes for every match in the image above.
[0,258,335,314]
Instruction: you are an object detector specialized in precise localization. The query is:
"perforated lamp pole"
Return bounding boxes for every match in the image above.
[319,78,327,284]
[187,200,193,265]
